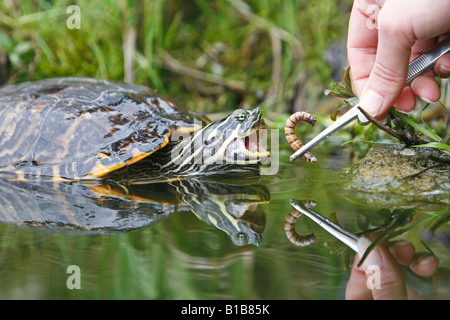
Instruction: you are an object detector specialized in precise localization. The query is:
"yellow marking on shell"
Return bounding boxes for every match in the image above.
[85,161,126,179]
[128,147,148,163]
[124,137,170,167]
[85,137,170,179]
[95,152,110,159]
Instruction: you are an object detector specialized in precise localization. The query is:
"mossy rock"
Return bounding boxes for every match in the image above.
[346,144,450,207]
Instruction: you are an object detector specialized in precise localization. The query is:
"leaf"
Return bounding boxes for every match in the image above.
[411,142,450,152]
[334,100,349,111]
[390,109,441,142]
[341,66,353,93]
[345,96,359,107]
[325,81,354,99]
[419,103,444,140]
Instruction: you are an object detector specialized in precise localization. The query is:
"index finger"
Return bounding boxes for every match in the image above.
[347,0,380,97]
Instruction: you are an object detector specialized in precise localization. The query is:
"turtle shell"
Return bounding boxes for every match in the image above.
[0,77,207,180]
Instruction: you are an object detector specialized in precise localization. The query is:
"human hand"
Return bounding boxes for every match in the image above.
[347,0,450,119]
[345,239,439,300]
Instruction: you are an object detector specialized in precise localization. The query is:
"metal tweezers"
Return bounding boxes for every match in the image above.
[290,199,435,296]
[290,38,450,161]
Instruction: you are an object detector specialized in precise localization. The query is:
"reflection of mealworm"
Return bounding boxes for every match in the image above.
[284,111,317,163]
[284,208,316,247]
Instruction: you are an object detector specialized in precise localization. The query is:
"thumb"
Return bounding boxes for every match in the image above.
[357,238,407,300]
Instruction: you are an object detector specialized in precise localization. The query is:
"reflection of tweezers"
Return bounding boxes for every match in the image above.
[290,200,362,252]
[290,38,450,162]
[290,199,435,296]
[290,199,360,252]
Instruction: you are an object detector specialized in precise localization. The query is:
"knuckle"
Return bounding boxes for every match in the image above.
[371,60,405,85]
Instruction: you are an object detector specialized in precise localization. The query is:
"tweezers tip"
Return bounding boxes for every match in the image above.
[290,149,305,162]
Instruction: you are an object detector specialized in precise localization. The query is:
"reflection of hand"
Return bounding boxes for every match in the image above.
[347,0,450,119]
[346,240,439,300]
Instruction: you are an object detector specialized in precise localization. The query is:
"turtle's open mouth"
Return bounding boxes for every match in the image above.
[224,124,271,164]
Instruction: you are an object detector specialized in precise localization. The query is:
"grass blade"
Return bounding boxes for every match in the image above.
[411,142,450,152]
[390,109,441,142]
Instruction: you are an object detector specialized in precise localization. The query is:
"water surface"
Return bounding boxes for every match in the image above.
[0,147,448,300]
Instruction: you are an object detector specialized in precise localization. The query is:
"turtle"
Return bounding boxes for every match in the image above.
[0,77,270,181]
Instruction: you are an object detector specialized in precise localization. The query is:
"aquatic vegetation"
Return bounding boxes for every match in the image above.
[326,67,450,154]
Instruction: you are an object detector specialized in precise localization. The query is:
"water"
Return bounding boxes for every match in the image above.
[0,147,448,300]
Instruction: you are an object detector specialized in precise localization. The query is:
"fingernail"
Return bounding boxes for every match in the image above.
[388,240,412,251]
[440,64,450,73]
[360,89,384,117]
[419,255,436,265]
[391,240,410,246]
[420,96,436,104]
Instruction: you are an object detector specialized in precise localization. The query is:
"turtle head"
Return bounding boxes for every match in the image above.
[198,107,270,166]
[167,107,271,175]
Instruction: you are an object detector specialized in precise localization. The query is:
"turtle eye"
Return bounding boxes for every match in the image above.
[234,111,248,122]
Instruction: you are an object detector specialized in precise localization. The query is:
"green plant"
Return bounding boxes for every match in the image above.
[326,67,450,153]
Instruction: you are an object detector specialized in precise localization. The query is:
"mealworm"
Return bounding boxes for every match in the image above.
[284,111,317,163]
[284,208,316,247]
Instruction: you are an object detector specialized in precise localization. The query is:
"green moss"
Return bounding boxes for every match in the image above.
[348,144,450,198]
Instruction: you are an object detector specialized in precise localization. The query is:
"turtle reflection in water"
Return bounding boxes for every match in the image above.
[0,77,271,246]
[0,168,269,246]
